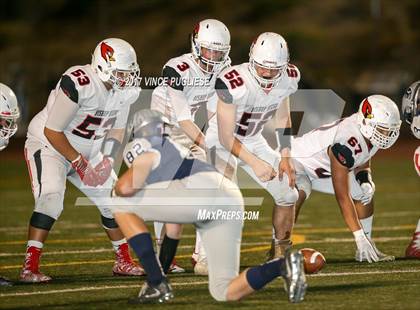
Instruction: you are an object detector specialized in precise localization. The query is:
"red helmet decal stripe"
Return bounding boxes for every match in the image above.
[361,98,373,118]
[193,23,200,38]
[100,42,115,62]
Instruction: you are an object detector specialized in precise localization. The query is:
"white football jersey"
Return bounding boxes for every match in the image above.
[208,62,300,141]
[151,53,221,124]
[292,114,378,180]
[27,64,139,158]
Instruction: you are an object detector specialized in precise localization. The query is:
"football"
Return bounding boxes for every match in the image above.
[300,248,326,274]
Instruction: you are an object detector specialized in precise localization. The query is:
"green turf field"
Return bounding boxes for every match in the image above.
[0,155,419,310]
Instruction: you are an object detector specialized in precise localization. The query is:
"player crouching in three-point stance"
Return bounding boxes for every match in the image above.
[401,81,420,259]
[20,38,143,282]
[0,82,21,286]
[293,95,401,263]
[111,110,307,304]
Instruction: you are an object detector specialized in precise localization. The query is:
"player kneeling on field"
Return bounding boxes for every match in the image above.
[110,110,307,303]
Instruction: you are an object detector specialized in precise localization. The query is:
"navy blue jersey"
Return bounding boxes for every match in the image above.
[123,135,216,185]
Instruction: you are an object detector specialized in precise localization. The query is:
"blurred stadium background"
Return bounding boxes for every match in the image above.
[1,0,420,139]
[0,2,419,308]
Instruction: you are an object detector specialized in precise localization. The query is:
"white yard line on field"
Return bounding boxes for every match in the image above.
[0,223,101,232]
[74,197,265,206]
[0,281,208,297]
[4,225,416,245]
[0,236,411,258]
[1,269,420,298]
[375,211,420,218]
[0,248,113,257]
[309,269,420,277]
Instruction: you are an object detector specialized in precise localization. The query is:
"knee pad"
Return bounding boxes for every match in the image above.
[34,192,64,220]
[266,175,299,206]
[96,204,114,219]
[274,187,299,206]
[295,173,312,200]
[101,215,119,230]
[351,191,365,202]
[30,211,56,231]
[209,280,229,302]
[349,173,365,201]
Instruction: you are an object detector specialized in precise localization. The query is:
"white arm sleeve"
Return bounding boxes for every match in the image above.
[167,87,192,122]
[45,89,80,132]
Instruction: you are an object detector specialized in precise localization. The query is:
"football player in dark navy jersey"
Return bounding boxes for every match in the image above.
[110,110,307,304]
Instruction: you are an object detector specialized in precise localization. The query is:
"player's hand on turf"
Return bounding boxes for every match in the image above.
[251,158,276,182]
[94,156,114,186]
[71,154,100,187]
[278,157,296,188]
[360,181,375,205]
[353,229,379,263]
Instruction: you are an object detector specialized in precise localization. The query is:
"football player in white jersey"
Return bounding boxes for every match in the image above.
[151,19,231,274]
[20,38,143,282]
[207,32,300,261]
[0,83,20,287]
[401,81,420,259]
[292,95,401,263]
[110,110,307,304]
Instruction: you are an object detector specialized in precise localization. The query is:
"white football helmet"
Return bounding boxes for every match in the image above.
[249,32,289,89]
[401,81,420,139]
[91,38,140,90]
[357,95,401,149]
[191,19,231,74]
[0,83,20,140]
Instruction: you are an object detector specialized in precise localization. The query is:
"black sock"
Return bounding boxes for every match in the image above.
[159,234,179,273]
[128,233,164,286]
[245,258,286,290]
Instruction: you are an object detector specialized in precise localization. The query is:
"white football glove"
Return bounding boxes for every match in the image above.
[353,229,379,263]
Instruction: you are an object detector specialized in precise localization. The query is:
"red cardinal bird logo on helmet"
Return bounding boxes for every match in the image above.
[193,23,200,39]
[361,98,373,119]
[100,42,115,62]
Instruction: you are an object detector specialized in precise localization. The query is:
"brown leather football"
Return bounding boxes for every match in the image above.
[300,248,326,274]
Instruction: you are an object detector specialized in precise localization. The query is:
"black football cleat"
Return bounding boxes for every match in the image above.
[129,278,174,304]
[283,250,308,303]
